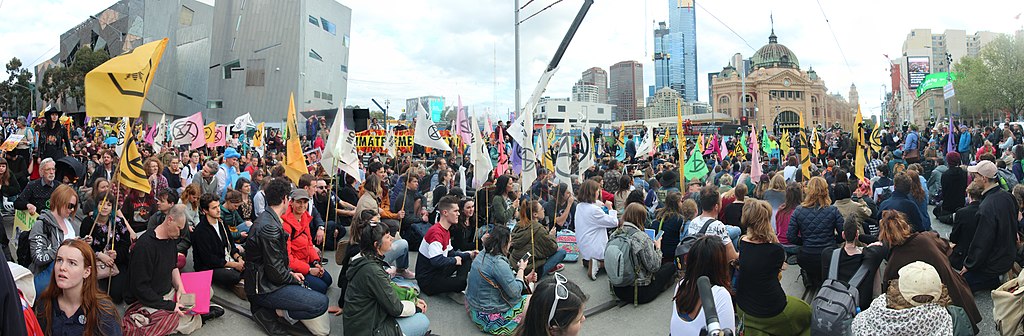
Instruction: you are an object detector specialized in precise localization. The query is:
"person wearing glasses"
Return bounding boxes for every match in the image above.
[467,224,536,334]
[14,158,59,217]
[28,184,80,296]
[344,214,431,336]
[511,273,587,336]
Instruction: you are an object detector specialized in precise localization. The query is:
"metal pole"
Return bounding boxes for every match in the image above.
[514,0,521,121]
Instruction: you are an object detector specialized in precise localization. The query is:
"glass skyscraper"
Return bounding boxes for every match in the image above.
[666,0,697,102]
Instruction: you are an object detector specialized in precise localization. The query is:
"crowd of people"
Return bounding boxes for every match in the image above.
[3,109,1024,336]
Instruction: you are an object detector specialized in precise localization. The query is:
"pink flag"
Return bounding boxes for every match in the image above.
[212,125,228,147]
[455,96,472,145]
[718,135,728,161]
[188,112,206,150]
[484,113,494,137]
[750,127,762,181]
[143,123,156,144]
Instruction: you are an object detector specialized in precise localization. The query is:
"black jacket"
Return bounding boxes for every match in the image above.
[243,208,300,296]
[14,178,57,212]
[949,201,980,270]
[965,186,1019,275]
[940,166,969,212]
[193,216,240,272]
[38,123,71,160]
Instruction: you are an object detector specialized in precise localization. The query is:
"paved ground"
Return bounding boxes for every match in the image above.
[181,205,996,335]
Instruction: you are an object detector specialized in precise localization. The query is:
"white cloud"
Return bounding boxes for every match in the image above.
[3,0,1022,121]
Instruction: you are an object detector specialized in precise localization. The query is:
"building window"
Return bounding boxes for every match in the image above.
[179,5,195,26]
[207,100,223,109]
[314,91,322,99]
[309,49,323,61]
[340,64,348,73]
[343,34,351,48]
[323,93,333,101]
[718,95,729,106]
[320,17,336,35]
[308,15,319,27]
[598,108,605,114]
[246,58,265,87]
[223,60,241,79]
[557,105,566,112]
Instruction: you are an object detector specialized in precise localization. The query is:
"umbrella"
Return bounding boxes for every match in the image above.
[56,156,86,184]
[104,137,118,146]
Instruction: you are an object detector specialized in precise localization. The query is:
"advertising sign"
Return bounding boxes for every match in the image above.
[355,129,459,153]
[907,56,931,89]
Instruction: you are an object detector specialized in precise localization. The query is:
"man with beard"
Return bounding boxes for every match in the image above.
[312,177,349,251]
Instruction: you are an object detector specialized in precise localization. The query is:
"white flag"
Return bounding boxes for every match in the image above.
[413,103,452,151]
[115,117,129,156]
[322,113,361,182]
[384,130,397,158]
[636,124,654,159]
[578,127,594,181]
[471,111,493,188]
[233,113,256,132]
[152,114,166,153]
[555,137,572,185]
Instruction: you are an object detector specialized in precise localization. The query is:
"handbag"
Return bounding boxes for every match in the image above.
[96,259,120,280]
[992,271,1024,335]
[391,281,419,302]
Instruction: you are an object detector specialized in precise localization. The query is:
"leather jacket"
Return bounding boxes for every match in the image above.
[243,208,300,296]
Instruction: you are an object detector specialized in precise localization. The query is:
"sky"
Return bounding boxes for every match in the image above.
[1,0,1022,121]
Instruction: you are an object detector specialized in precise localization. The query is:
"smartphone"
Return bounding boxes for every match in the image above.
[655,230,665,241]
[645,229,657,240]
[521,252,532,262]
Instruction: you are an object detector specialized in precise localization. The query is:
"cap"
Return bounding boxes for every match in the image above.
[224,147,241,159]
[967,160,997,179]
[897,261,942,306]
[632,170,643,177]
[290,188,311,201]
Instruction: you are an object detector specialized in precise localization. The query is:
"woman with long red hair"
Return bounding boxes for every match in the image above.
[35,239,122,335]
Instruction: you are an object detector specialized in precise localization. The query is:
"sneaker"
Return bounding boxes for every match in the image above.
[548,264,565,275]
[398,269,416,279]
[200,306,225,323]
[252,308,289,336]
[588,260,598,281]
[385,266,398,278]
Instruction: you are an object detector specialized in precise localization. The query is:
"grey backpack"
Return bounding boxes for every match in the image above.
[810,249,870,335]
[604,227,637,288]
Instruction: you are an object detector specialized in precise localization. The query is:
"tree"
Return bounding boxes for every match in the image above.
[68,48,110,110]
[0,58,35,117]
[955,34,1024,121]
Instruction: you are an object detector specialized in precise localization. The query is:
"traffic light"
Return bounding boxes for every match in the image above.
[740,116,748,126]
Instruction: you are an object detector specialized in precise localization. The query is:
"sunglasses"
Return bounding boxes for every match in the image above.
[547,272,569,327]
[67,203,77,210]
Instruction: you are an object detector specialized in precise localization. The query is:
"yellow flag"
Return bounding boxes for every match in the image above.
[204,122,217,145]
[677,100,685,185]
[854,107,866,179]
[118,121,151,194]
[284,93,309,183]
[798,114,811,180]
[252,122,265,148]
[85,39,168,118]
[780,131,790,154]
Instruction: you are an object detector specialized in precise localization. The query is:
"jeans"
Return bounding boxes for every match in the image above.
[383,238,410,270]
[211,268,242,288]
[540,249,567,278]
[304,271,333,294]
[396,313,430,336]
[419,262,471,296]
[250,284,328,320]
[324,220,346,251]
[611,263,676,304]
[725,225,741,248]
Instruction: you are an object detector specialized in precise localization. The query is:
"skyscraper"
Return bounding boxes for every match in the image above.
[581,67,609,104]
[666,0,697,102]
[653,21,670,91]
[609,60,644,121]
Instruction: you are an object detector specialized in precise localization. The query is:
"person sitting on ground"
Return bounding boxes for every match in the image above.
[574,179,620,281]
[510,274,588,336]
[949,182,984,271]
[344,219,431,336]
[28,184,80,296]
[416,195,477,296]
[670,236,736,335]
[35,239,122,335]
[220,190,248,244]
[123,204,223,335]
[934,152,968,224]
[877,210,981,332]
[511,200,567,277]
[651,192,686,263]
[961,159,1019,291]
[394,170,431,246]
[832,183,876,243]
[281,189,332,295]
[786,176,844,288]
[450,198,480,252]
[735,199,811,335]
[338,209,413,311]
[903,169,933,231]
[491,175,520,229]
[544,183,577,231]
[80,192,131,303]
[191,193,246,300]
[610,203,677,304]
[720,182,746,232]
[878,174,925,232]
[851,262,955,335]
[686,186,740,261]
[467,225,535,335]
[244,177,330,336]
[821,220,885,311]
[145,188,188,268]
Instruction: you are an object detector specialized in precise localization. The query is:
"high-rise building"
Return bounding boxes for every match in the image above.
[609,60,644,121]
[666,0,697,102]
[405,96,445,122]
[653,21,670,91]
[35,0,215,120]
[580,67,608,104]
[207,0,352,126]
[572,80,599,103]
[646,86,682,119]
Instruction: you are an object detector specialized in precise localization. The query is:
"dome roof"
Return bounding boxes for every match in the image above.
[751,31,800,70]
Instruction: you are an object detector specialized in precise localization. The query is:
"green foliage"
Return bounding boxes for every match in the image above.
[0,57,35,116]
[954,34,1024,120]
[37,48,110,111]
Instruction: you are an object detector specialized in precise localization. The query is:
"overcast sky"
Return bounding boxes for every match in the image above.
[2,0,1022,121]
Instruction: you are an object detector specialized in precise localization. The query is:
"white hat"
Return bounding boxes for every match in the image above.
[897,261,942,306]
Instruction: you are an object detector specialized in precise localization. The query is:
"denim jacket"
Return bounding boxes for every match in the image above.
[466,252,525,314]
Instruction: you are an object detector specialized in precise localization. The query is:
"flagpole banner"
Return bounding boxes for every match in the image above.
[471,111,493,188]
[169,112,204,148]
[855,108,867,178]
[114,117,129,156]
[233,113,256,131]
[204,122,217,146]
[252,122,265,156]
[118,121,152,194]
[554,137,572,185]
[284,93,309,183]
[85,38,168,118]
[413,103,453,151]
[213,125,228,147]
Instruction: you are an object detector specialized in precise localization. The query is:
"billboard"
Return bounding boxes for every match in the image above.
[906,56,930,89]
[915,72,958,97]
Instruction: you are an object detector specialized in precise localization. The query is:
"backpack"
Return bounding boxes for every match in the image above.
[604,226,638,288]
[997,168,1018,191]
[674,218,716,269]
[555,229,579,262]
[810,249,871,335]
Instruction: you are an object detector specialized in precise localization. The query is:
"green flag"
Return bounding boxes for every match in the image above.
[684,147,709,181]
[760,128,771,152]
[740,131,748,153]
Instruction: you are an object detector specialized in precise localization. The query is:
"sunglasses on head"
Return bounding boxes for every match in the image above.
[547,272,569,327]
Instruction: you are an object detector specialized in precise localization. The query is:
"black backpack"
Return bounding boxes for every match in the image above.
[674,218,715,269]
[810,249,871,335]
